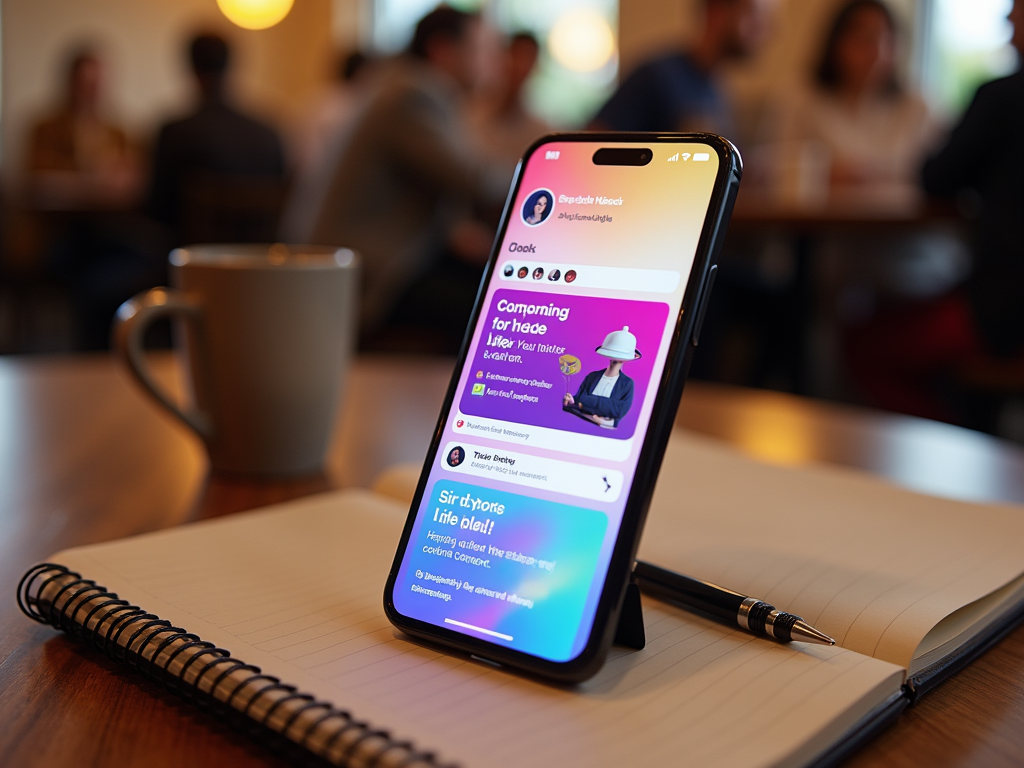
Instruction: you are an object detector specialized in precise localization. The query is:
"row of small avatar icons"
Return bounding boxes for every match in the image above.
[503,264,577,283]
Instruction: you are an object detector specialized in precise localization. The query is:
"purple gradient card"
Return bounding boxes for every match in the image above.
[458,289,670,440]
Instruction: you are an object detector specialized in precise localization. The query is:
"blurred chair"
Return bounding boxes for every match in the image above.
[178,173,288,245]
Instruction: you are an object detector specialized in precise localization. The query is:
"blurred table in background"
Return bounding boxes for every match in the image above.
[731,186,963,233]
[727,187,966,395]
[1,353,1023,767]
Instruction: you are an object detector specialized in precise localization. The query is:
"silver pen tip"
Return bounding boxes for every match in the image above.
[790,619,836,646]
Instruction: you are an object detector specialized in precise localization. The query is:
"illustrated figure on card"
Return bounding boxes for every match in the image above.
[563,326,640,428]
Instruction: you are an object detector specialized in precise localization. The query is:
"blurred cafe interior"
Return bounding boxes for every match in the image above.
[0,0,1021,444]
[3,3,1024,767]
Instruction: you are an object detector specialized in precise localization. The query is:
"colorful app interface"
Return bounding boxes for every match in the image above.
[393,142,720,662]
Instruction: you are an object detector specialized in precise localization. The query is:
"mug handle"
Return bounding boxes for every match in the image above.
[112,287,213,439]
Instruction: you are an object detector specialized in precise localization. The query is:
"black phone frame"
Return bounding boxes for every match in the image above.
[383,132,742,683]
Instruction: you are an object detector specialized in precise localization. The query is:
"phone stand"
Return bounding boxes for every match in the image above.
[613,581,646,650]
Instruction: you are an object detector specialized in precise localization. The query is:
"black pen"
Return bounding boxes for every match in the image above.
[633,560,835,646]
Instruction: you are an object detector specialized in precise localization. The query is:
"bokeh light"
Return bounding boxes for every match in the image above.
[548,8,616,73]
[216,0,295,30]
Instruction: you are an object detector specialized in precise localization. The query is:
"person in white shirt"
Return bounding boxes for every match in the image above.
[770,0,967,400]
[563,327,641,428]
[775,0,938,192]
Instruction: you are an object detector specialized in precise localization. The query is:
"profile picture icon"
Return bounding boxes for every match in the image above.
[522,189,554,226]
[503,264,514,277]
[547,269,561,281]
[565,269,577,283]
[446,445,465,467]
[532,267,544,280]
[517,266,529,279]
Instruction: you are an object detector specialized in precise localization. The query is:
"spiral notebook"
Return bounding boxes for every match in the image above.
[18,433,1024,768]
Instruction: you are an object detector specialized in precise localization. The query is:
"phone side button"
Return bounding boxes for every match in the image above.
[691,265,718,347]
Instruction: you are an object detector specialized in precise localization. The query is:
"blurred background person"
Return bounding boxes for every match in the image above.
[923,0,1024,362]
[27,46,141,211]
[845,0,1024,427]
[770,0,970,404]
[775,0,936,195]
[301,5,507,351]
[23,45,163,351]
[590,0,774,134]
[148,33,286,247]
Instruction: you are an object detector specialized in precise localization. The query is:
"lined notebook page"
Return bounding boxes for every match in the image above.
[639,433,1024,670]
[54,491,903,768]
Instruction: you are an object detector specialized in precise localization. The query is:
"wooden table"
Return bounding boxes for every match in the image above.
[1,353,1023,767]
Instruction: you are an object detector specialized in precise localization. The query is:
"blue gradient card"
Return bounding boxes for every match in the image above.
[394,480,608,661]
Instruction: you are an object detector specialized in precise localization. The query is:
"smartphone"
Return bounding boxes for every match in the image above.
[384,133,741,682]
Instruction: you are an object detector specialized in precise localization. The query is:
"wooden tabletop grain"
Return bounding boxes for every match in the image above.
[1,353,1023,768]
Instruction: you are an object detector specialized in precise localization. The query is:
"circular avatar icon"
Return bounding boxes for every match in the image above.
[532,267,545,280]
[565,269,577,283]
[547,269,561,281]
[446,445,465,467]
[558,354,581,375]
[521,188,554,226]
[503,264,514,277]
[517,266,529,279]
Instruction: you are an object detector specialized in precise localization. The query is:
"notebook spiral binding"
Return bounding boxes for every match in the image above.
[18,563,449,768]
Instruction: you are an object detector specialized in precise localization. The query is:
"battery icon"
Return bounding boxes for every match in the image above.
[693,152,711,162]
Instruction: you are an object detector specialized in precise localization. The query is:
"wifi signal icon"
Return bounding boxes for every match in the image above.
[667,153,679,162]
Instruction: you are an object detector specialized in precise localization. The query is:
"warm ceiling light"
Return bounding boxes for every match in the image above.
[548,9,616,73]
[216,0,295,30]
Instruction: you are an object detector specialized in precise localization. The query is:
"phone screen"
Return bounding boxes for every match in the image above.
[391,140,722,662]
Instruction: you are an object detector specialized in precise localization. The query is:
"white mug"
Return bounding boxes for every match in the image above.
[113,244,359,475]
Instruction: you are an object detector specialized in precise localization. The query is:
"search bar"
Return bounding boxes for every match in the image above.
[498,261,679,294]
